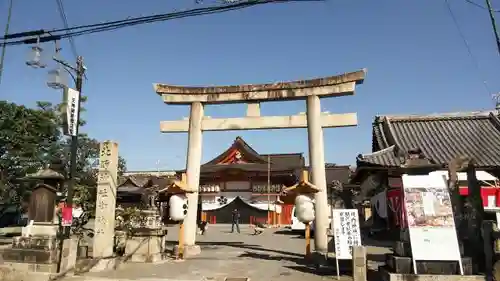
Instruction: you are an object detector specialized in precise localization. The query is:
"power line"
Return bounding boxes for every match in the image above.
[0,0,320,47]
[444,0,492,95]
[464,0,500,12]
[55,0,78,58]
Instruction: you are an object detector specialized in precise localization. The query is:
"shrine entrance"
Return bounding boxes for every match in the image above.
[154,69,366,256]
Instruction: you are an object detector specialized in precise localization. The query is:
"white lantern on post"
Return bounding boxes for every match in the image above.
[157,173,191,260]
[282,170,320,259]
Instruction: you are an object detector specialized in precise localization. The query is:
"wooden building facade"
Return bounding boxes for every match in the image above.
[352,111,500,230]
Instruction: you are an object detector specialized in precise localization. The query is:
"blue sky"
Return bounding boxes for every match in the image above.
[1,0,499,171]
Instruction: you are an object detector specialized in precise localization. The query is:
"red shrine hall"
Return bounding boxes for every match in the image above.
[176,137,303,225]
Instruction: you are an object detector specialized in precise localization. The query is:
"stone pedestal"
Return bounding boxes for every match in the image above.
[125,229,166,263]
[380,266,486,281]
[22,222,58,237]
[122,210,166,263]
[385,254,474,275]
[0,235,60,273]
[387,240,471,275]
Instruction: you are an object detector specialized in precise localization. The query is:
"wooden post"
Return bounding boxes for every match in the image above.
[305,222,311,258]
[178,222,185,260]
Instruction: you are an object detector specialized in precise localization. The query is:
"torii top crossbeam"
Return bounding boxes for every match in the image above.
[154,69,366,105]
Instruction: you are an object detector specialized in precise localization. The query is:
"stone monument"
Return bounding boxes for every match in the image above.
[91,141,119,271]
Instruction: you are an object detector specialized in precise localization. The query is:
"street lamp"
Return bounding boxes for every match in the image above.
[47,68,66,90]
[26,40,86,238]
[46,44,67,90]
[26,43,47,69]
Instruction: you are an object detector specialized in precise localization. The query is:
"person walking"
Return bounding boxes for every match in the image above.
[231,208,241,233]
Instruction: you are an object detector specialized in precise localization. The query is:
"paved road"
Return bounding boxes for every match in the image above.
[74,224,391,281]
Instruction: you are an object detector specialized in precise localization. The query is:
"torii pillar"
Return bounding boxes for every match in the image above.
[154,69,366,256]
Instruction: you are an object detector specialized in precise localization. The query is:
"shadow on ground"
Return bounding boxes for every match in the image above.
[166,234,390,278]
[164,240,304,258]
[274,230,304,236]
[274,229,307,240]
[238,250,341,277]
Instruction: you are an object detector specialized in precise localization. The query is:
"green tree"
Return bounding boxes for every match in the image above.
[0,101,61,202]
[0,99,127,206]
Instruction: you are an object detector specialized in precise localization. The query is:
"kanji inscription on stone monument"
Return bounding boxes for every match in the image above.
[93,141,119,258]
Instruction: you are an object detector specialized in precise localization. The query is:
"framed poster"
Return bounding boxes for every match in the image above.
[402,172,463,275]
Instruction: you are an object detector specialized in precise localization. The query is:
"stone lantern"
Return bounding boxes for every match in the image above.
[0,164,68,274]
[20,164,65,236]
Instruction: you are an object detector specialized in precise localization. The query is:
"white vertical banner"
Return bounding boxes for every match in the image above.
[402,172,463,275]
[61,87,80,137]
[332,209,362,259]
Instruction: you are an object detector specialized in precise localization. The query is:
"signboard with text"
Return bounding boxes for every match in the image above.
[251,183,282,193]
[402,172,463,274]
[332,209,361,259]
[61,87,80,137]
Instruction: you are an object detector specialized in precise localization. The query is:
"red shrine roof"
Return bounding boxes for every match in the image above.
[192,136,305,173]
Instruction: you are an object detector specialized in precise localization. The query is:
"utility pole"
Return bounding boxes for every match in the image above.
[64,55,85,237]
[485,0,500,55]
[0,0,14,84]
[267,155,271,225]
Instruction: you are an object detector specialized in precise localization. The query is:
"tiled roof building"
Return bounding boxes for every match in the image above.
[357,110,500,170]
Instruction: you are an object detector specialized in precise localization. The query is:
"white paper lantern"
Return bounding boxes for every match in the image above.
[295,195,311,206]
[294,195,315,223]
[169,194,188,221]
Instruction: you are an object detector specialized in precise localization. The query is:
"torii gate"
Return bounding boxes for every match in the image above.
[154,69,366,256]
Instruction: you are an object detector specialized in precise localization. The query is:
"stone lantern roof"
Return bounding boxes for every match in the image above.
[21,164,65,181]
